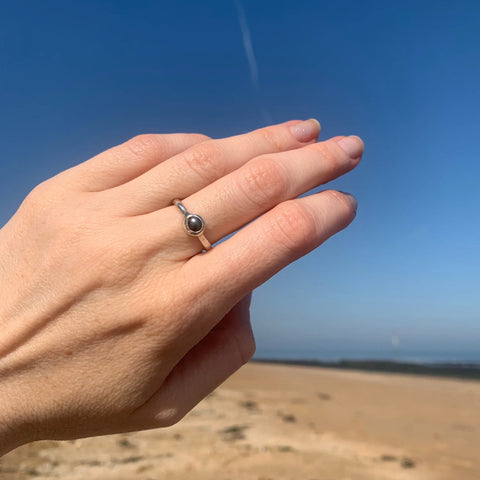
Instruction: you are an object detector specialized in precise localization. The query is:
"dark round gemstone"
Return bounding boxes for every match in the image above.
[187,215,204,234]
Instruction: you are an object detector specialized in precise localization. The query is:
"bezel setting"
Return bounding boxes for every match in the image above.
[184,214,206,236]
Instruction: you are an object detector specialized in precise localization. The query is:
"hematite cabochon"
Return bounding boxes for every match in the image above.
[185,214,205,235]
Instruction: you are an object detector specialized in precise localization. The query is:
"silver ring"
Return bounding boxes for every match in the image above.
[173,199,212,251]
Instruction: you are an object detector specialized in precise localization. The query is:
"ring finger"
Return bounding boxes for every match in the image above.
[142,135,364,258]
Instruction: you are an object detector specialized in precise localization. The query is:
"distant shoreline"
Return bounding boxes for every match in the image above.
[252,358,480,381]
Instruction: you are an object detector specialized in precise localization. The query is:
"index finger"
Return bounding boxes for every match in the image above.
[108,119,322,216]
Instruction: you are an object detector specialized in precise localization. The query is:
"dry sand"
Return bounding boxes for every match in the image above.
[1,362,479,480]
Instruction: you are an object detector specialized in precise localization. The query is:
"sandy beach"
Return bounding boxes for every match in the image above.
[1,362,479,480]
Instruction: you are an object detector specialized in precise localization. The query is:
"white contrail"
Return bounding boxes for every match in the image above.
[235,0,260,92]
[234,0,272,123]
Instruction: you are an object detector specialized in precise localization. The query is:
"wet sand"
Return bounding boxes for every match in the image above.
[1,362,479,479]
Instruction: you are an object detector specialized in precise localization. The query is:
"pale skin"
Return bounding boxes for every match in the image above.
[0,119,363,456]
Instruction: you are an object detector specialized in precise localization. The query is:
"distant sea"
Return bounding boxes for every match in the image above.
[254,350,480,380]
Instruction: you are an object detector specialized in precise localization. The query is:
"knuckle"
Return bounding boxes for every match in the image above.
[21,179,63,219]
[267,201,318,254]
[25,179,53,204]
[239,157,288,208]
[312,141,342,170]
[180,140,223,183]
[123,134,162,160]
[253,125,283,151]
[189,133,211,144]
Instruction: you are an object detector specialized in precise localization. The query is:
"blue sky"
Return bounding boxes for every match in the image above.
[1,0,479,360]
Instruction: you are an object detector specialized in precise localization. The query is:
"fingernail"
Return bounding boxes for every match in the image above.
[338,191,358,213]
[336,135,364,159]
[289,118,321,143]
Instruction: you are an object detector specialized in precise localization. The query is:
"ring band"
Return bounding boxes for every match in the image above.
[173,199,212,251]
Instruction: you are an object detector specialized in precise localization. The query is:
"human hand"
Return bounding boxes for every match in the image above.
[0,119,363,454]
